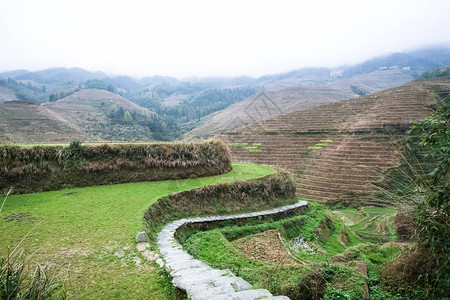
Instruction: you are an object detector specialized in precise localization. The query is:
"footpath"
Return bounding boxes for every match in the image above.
[156,200,308,300]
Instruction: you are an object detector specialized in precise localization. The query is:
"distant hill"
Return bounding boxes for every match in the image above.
[327,69,414,95]
[1,46,450,141]
[185,69,414,139]
[43,89,155,141]
[12,67,108,84]
[0,85,19,103]
[215,77,450,205]
[341,47,450,77]
[0,89,166,143]
[0,101,87,143]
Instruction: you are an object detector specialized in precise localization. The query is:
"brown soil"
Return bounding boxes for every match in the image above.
[232,230,297,265]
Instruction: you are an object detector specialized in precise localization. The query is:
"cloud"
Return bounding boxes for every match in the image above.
[1,0,449,77]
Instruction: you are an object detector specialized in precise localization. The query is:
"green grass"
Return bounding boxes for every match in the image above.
[344,207,398,243]
[308,146,322,150]
[0,162,275,299]
[184,229,306,295]
[181,203,403,298]
[232,142,263,152]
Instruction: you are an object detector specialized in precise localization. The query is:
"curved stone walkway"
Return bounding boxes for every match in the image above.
[157,200,308,300]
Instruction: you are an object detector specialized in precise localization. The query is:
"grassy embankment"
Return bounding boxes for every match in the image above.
[0,162,275,299]
[182,203,402,299]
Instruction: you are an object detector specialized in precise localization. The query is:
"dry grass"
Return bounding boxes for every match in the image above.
[0,141,232,194]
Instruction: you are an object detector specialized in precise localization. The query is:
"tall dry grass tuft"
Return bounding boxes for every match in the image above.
[0,187,12,213]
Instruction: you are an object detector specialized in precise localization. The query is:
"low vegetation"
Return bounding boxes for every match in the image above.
[0,163,275,299]
[0,140,231,194]
[143,171,296,242]
[180,202,402,299]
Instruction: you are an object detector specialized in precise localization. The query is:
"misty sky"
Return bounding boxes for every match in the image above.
[1,0,450,78]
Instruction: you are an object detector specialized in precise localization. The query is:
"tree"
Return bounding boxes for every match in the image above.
[409,94,450,294]
[123,111,133,123]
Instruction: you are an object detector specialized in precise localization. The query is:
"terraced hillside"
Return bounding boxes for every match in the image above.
[44,89,155,141]
[217,78,450,205]
[0,101,87,143]
[186,69,414,139]
[0,85,19,103]
[0,89,161,143]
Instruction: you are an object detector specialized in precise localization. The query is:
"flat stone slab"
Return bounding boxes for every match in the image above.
[136,242,149,252]
[156,200,308,299]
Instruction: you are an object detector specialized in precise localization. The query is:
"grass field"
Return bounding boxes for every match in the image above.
[0,162,276,299]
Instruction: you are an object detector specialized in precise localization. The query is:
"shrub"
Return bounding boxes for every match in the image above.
[0,141,232,194]
[143,172,297,243]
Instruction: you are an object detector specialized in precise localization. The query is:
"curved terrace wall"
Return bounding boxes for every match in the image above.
[0,140,231,194]
[143,172,297,242]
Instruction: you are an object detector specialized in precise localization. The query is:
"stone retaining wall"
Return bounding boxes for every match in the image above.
[157,200,308,300]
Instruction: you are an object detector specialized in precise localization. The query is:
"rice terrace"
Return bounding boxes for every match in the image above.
[1,10,450,298]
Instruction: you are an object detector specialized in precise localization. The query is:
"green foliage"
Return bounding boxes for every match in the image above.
[323,288,351,300]
[130,87,258,138]
[0,250,63,300]
[123,110,133,122]
[62,140,83,160]
[82,79,115,92]
[180,202,405,299]
[4,78,44,103]
[408,94,450,295]
[351,85,369,96]
[419,66,450,79]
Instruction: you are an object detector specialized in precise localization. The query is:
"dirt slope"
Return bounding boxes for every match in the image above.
[216,78,450,205]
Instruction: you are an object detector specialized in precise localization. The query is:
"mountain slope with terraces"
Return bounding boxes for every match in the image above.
[186,69,414,139]
[0,101,88,143]
[216,78,450,205]
[0,89,160,143]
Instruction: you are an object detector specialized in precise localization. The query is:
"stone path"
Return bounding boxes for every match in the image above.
[157,200,308,300]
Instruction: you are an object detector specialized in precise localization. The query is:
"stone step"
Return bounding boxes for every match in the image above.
[156,200,309,299]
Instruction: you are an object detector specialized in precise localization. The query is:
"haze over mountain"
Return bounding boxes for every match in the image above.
[1,47,450,142]
[1,1,450,78]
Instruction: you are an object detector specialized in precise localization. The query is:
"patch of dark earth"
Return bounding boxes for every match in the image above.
[3,213,37,223]
[62,192,77,198]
